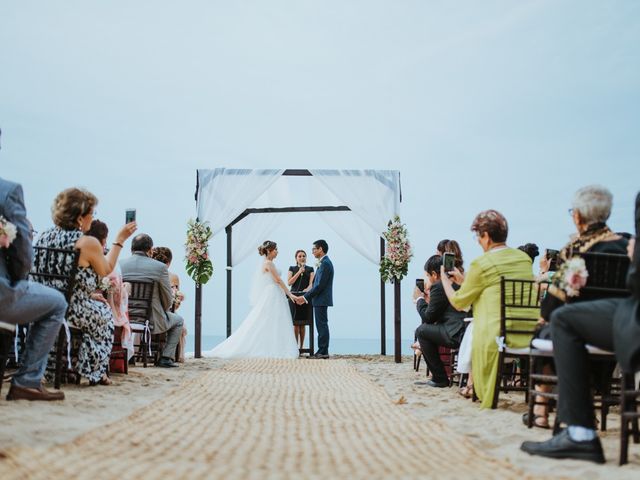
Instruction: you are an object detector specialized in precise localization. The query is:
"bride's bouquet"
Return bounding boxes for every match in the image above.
[380,215,413,283]
[185,219,213,285]
[0,215,17,248]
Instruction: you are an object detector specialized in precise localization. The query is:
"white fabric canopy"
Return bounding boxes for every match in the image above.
[195,169,401,266]
[196,168,284,236]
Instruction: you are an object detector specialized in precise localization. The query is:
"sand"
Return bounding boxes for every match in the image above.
[0,356,638,479]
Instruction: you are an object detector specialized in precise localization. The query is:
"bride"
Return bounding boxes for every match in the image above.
[203,240,300,359]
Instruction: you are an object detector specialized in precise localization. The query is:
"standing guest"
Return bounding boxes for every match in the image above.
[413,255,467,387]
[120,235,184,368]
[1,129,68,401]
[441,210,535,408]
[287,249,315,350]
[151,246,186,362]
[521,192,640,463]
[33,188,136,385]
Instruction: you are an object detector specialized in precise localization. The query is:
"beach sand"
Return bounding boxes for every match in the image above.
[1,355,638,479]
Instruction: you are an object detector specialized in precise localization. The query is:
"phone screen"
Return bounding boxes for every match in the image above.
[126,209,136,223]
[443,253,455,272]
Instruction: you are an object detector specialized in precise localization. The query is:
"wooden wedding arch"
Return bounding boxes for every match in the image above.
[193,169,404,362]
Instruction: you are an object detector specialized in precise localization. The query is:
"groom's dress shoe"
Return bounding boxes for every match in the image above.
[6,384,65,401]
[313,353,330,359]
[520,430,605,464]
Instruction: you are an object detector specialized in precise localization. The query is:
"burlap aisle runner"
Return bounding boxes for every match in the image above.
[0,359,529,479]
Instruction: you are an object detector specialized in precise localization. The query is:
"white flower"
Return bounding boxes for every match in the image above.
[0,216,17,248]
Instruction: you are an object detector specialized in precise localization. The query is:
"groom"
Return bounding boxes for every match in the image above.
[295,239,334,359]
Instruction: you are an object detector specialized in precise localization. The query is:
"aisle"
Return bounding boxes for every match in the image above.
[0,359,531,479]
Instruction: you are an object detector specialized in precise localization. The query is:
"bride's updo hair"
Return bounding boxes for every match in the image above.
[258,240,277,257]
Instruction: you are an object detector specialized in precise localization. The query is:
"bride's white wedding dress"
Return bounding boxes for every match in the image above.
[203,261,299,359]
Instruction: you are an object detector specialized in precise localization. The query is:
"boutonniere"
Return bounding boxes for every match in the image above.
[315,259,322,269]
[0,216,18,248]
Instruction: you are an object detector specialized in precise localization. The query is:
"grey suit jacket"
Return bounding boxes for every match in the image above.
[0,177,33,319]
[120,252,174,333]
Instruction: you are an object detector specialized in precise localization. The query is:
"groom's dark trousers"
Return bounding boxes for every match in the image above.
[315,306,329,356]
[304,255,334,356]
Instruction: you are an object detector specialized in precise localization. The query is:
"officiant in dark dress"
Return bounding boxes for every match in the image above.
[288,250,315,350]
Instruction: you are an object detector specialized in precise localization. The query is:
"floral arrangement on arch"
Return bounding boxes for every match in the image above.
[185,219,213,285]
[0,215,17,248]
[380,215,413,283]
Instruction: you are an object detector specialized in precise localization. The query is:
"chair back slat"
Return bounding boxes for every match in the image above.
[570,252,630,302]
[500,278,541,346]
[29,246,81,303]
[125,279,155,326]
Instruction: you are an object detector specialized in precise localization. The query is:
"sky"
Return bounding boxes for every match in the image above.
[1,1,639,350]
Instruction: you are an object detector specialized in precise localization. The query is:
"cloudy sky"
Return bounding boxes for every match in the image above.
[2,1,639,349]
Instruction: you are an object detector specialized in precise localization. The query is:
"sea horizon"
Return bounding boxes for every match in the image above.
[186,334,414,356]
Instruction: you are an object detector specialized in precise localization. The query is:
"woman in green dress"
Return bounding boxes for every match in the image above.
[441,210,535,408]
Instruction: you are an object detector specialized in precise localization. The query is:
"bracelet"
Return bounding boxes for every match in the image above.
[112,242,124,248]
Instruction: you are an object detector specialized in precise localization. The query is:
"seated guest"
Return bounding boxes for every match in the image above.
[87,219,134,362]
[517,243,539,263]
[1,172,67,401]
[541,185,628,320]
[441,210,535,408]
[521,192,640,463]
[86,219,109,254]
[120,234,184,368]
[151,246,186,362]
[413,255,467,387]
[33,188,136,385]
[529,185,629,427]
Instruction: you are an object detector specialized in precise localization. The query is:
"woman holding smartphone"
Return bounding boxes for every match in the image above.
[287,249,315,349]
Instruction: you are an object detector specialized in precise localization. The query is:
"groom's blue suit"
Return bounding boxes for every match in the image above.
[304,255,334,356]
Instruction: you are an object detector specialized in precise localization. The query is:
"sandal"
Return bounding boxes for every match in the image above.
[90,376,113,387]
[458,385,473,399]
[522,412,550,429]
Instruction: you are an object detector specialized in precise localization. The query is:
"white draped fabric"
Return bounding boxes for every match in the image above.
[196,168,284,236]
[230,181,291,266]
[195,169,401,267]
[309,169,401,235]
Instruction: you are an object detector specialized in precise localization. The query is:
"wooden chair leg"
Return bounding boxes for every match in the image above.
[54,327,65,390]
[527,356,536,429]
[491,352,505,409]
[0,333,11,396]
[620,372,630,465]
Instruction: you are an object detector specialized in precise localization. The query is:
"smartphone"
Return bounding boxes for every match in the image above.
[443,252,456,272]
[545,249,559,272]
[416,278,425,293]
[125,208,136,224]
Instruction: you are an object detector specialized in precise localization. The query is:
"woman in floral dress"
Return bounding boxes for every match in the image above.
[34,188,136,385]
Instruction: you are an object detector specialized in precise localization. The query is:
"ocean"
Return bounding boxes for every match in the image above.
[186,334,414,356]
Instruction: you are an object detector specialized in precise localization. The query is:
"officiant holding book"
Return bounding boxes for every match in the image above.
[288,249,315,350]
